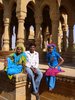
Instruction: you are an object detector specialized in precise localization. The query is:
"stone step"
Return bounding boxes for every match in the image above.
[39,77,75,100]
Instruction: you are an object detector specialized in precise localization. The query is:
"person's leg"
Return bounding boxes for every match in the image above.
[7,65,23,75]
[25,67,38,93]
[46,76,50,87]
[17,65,23,72]
[35,68,43,92]
[7,58,13,68]
[49,76,56,90]
[7,67,16,75]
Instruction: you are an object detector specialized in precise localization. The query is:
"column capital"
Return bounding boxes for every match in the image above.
[16,11,27,20]
[3,18,10,25]
[62,24,68,31]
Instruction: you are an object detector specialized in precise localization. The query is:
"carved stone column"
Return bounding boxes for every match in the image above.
[35,14,43,62]
[2,18,10,51]
[52,19,59,48]
[2,2,12,51]
[58,22,63,52]
[16,0,27,49]
[35,23,42,50]
[62,24,68,52]
[17,16,25,47]
[68,25,74,51]
[50,2,59,50]
[34,1,43,51]
[35,8,42,51]
[61,14,68,52]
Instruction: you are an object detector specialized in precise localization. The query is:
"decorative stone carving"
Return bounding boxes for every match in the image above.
[2,18,10,51]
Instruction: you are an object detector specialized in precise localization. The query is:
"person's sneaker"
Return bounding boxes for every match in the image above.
[31,92,40,100]
[32,91,37,95]
[35,93,40,100]
[49,87,53,91]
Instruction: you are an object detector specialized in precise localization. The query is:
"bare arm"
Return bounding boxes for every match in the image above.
[56,57,64,67]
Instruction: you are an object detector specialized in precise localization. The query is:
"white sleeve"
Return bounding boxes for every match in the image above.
[25,51,31,68]
[34,53,39,68]
[26,58,31,68]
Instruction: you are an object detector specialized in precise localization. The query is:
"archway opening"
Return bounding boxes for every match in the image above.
[24,1,35,50]
[10,3,18,50]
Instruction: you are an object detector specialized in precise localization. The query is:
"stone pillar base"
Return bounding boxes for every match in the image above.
[0,72,27,100]
[0,71,37,100]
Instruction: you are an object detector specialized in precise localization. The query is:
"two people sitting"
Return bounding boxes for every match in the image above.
[4,43,43,100]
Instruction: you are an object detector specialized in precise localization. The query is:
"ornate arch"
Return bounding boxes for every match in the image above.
[40,1,50,13]
[26,0,35,7]
[60,0,74,19]
[27,1,35,12]
[60,5,69,16]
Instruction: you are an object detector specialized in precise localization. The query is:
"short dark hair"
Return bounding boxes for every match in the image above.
[29,43,36,47]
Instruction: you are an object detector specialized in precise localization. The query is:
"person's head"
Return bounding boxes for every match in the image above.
[16,45,24,55]
[47,43,56,53]
[29,43,36,53]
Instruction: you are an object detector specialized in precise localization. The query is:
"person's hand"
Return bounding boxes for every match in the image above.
[57,66,61,71]
[31,67,37,74]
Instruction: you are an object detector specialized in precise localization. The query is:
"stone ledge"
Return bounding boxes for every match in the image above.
[56,75,75,83]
